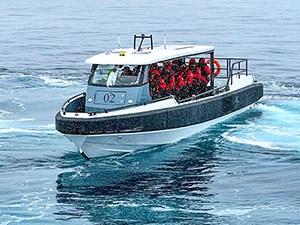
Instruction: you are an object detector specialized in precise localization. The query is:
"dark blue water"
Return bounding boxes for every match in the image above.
[1,0,300,224]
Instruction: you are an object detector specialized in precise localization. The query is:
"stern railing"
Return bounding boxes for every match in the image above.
[176,57,249,103]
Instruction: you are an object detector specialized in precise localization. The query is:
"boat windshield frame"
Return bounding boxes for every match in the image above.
[88,64,149,87]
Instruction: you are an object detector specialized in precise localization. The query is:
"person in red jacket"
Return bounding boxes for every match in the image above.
[161,61,172,75]
[168,71,176,94]
[155,63,173,98]
[157,77,168,97]
[149,63,160,98]
[186,63,202,95]
[198,58,211,92]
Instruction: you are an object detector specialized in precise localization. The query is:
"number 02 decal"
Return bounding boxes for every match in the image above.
[103,93,115,103]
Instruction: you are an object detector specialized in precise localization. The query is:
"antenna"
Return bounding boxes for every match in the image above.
[117,34,120,48]
[163,35,167,50]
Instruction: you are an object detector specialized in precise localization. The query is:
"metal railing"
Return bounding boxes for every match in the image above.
[213,57,248,77]
[175,57,249,104]
[61,92,86,114]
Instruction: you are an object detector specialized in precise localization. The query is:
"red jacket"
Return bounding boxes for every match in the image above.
[156,78,168,93]
[176,73,185,91]
[187,68,201,85]
[169,75,175,89]
[186,70,194,85]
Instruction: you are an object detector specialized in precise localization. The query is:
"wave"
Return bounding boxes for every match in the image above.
[0,109,12,117]
[0,118,35,122]
[263,81,300,98]
[0,71,85,89]
[0,120,56,134]
[0,127,56,134]
[263,95,300,100]
[151,205,253,216]
[223,132,284,150]
[38,75,81,87]
[210,207,253,216]
[12,98,26,111]
[222,100,300,151]
[256,103,286,113]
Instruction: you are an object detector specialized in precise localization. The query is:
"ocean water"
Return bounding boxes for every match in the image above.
[1,0,300,224]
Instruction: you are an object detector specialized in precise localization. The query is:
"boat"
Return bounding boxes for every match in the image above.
[55,34,263,159]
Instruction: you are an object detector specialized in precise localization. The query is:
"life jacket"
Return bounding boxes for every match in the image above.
[186,70,194,86]
[176,73,185,91]
[200,65,211,84]
[169,75,176,89]
[149,67,160,75]
[200,75,208,84]
[204,65,211,76]
[187,68,201,86]
[157,78,167,93]
[149,68,160,86]
[161,62,172,74]
[193,67,201,81]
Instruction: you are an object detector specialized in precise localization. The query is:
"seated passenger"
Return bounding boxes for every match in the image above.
[155,76,169,98]
[171,59,178,67]
[198,58,206,68]
[177,58,185,67]
[167,64,178,95]
[122,66,132,75]
[198,58,211,90]
[149,63,160,98]
[132,66,140,76]
[149,63,160,84]
[175,70,187,99]
[186,63,199,95]
[187,62,206,95]
[162,67,172,93]
[188,58,197,69]
[124,66,139,84]
[161,61,172,74]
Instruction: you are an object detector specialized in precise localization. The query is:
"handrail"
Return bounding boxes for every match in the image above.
[176,85,228,103]
[210,58,249,87]
[61,92,86,113]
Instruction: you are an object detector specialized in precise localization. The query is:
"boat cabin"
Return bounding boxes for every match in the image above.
[84,34,216,113]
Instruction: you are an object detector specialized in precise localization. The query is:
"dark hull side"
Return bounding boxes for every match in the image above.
[56,83,263,135]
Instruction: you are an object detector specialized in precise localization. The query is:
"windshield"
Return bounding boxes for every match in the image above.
[88,64,149,87]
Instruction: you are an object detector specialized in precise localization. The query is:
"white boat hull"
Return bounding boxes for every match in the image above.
[65,104,253,158]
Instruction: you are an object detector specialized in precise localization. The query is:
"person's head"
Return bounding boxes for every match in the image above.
[163,61,170,68]
[199,58,206,67]
[177,58,185,66]
[151,63,158,69]
[189,58,196,65]
[172,63,179,72]
[133,66,140,75]
[191,64,197,72]
[123,66,130,74]
[171,59,178,65]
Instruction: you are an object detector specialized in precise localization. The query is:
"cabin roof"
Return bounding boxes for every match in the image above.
[85,45,215,65]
